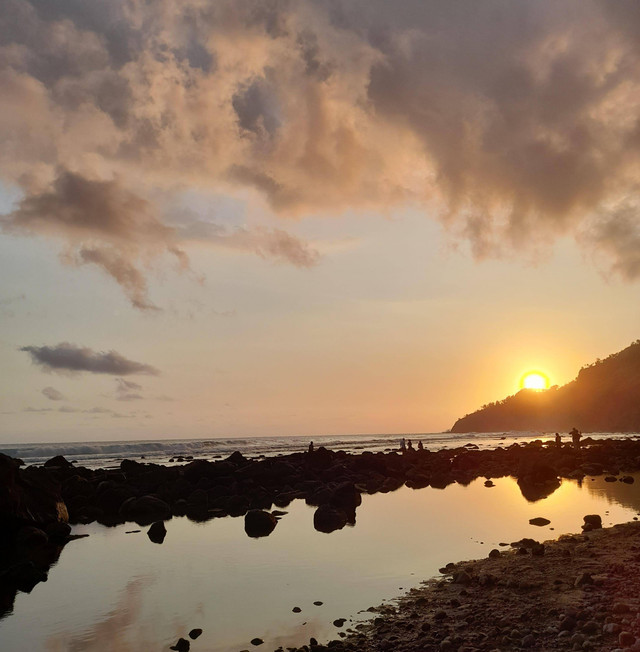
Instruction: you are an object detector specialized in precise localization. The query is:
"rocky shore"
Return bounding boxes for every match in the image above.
[2,436,640,641]
[285,520,640,652]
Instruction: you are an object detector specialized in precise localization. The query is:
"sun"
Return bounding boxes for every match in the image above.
[520,371,550,390]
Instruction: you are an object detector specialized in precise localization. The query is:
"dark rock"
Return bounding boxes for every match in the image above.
[250,638,264,646]
[574,573,593,587]
[583,514,602,530]
[313,505,348,533]
[529,517,550,526]
[43,455,73,469]
[604,475,617,482]
[244,510,277,538]
[0,454,69,526]
[488,549,500,559]
[621,475,634,484]
[147,521,167,544]
[619,631,635,646]
[333,618,347,627]
[188,628,202,640]
[120,495,171,525]
[44,522,72,540]
[484,480,495,487]
[293,607,302,613]
[16,526,48,548]
[169,638,190,651]
[314,601,323,606]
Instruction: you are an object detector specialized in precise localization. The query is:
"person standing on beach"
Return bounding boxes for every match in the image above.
[308,441,314,454]
[400,438,406,452]
[555,433,561,448]
[570,427,582,449]
[417,440,424,451]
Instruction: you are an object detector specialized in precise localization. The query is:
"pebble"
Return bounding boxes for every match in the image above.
[250,638,264,646]
[292,607,301,613]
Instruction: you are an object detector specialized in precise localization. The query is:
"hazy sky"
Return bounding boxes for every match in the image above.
[1,0,640,443]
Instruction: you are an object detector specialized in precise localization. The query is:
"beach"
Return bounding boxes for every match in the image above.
[2,435,640,650]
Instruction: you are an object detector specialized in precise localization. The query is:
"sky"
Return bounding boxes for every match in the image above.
[1,0,640,444]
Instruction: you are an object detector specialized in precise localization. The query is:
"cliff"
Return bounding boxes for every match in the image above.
[451,340,640,433]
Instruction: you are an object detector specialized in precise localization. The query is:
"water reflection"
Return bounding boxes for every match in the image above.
[45,577,154,652]
[2,474,640,652]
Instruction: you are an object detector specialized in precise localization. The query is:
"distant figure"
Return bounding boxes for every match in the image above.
[417,440,424,451]
[308,441,314,454]
[555,433,561,448]
[400,438,406,452]
[570,427,582,449]
[407,439,414,451]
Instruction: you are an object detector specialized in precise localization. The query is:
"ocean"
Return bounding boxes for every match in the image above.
[1,430,632,469]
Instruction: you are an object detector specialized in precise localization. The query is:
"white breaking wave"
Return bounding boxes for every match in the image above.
[0,431,630,469]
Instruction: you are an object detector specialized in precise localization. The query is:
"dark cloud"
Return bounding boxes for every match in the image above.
[20,342,159,376]
[42,386,65,401]
[2,0,640,284]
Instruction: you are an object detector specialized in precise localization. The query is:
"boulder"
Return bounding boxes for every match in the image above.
[147,521,167,544]
[313,505,348,533]
[583,514,602,530]
[529,517,551,526]
[244,510,277,538]
[43,456,73,469]
[120,495,171,525]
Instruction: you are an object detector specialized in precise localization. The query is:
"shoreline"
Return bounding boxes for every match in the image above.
[287,521,640,652]
[3,439,640,649]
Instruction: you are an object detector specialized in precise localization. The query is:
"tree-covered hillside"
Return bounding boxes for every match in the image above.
[451,340,640,433]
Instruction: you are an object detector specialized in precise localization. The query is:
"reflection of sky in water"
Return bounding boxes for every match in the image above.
[1,475,640,651]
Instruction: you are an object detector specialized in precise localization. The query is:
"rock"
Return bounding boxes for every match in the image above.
[484,479,495,487]
[529,517,551,526]
[613,602,631,613]
[292,607,302,613]
[574,573,593,587]
[531,543,545,556]
[453,570,472,584]
[333,618,346,627]
[560,616,576,631]
[0,454,69,526]
[621,476,635,484]
[619,631,636,647]
[120,495,171,525]
[44,522,72,540]
[244,510,277,538]
[605,475,617,482]
[188,629,202,640]
[147,521,167,544]
[250,638,264,646]
[313,505,348,533]
[16,526,48,548]
[43,455,73,469]
[488,549,500,559]
[314,601,323,606]
[603,623,622,635]
[583,514,602,529]
[169,638,190,651]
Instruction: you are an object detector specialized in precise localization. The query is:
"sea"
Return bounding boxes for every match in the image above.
[1,430,634,469]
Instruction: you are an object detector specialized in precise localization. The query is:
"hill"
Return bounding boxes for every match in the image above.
[450,340,640,433]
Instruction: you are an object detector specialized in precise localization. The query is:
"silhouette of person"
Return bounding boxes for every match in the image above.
[308,441,314,454]
[555,433,561,448]
[407,439,414,451]
[417,440,424,451]
[400,438,406,452]
[570,427,582,449]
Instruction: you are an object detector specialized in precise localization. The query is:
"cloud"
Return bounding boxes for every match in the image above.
[20,342,159,376]
[176,218,320,267]
[114,377,144,401]
[25,405,135,418]
[42,386,65,401]
[1,0,640,285]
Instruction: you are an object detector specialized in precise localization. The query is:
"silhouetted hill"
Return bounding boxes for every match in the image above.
[451,340,640,433]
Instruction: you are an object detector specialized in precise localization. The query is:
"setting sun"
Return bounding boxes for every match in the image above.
[520,371,550,390]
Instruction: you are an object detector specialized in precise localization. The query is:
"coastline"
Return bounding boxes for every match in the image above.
[3,438,640,650]
[298,521,640,652]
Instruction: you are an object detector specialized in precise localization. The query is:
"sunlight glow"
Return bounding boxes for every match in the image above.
[520,371,550,390]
